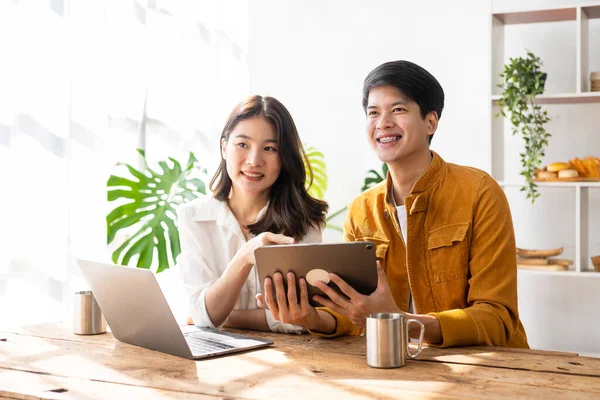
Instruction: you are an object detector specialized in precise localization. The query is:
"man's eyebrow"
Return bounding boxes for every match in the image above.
[233,134,278,143]
[367,100,407,109]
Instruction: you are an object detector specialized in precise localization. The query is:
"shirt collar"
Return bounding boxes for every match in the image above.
[383,151,445,214]
[193,196,269,228]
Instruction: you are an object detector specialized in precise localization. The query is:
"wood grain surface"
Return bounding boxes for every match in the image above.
[1,323,600,399]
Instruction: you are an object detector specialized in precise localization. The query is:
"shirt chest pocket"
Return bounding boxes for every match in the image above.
[427,222,470,283]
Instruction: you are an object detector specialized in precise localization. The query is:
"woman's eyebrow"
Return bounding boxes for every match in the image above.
[233,133,278,144]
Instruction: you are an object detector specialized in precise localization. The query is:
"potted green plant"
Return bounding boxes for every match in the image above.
[107,145,328,272]
[324,162,389,233]
[497,50,551,202]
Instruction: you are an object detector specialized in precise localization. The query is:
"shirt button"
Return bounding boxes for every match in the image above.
[384,209,390,219]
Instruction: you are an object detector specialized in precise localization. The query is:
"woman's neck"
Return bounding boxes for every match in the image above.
[227,189,270,226]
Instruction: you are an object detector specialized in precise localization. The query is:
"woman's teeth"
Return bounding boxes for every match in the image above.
[243,172,262,178]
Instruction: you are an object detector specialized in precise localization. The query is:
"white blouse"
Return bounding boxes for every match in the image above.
[177,195,322,333]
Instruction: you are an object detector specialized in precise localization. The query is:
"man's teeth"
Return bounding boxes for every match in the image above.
[378,136,400,143]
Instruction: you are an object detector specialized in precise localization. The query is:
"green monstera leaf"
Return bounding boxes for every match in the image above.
[362,163,388,191]
[304,144,327,200]
[107,149,206,273]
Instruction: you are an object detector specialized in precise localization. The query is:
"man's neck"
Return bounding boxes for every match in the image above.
[387,150,433,206]
[227,189,269,226]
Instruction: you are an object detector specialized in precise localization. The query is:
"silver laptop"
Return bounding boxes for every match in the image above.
[77,259,273,360]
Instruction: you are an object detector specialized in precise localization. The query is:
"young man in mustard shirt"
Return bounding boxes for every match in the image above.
[263,60,528,348]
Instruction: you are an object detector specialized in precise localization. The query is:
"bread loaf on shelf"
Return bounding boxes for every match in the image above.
[547,162,569,172]
[536,170,557,180]
[558,169,579,179]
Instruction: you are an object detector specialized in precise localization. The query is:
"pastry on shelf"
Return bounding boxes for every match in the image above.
[557,169,578,179]
[546,162,569,172]
[535,169,557,180]
[534,158,600,181]
[568,157,600,179]
[592,255,600,273]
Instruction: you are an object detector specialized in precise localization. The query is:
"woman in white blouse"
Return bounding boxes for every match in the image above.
[177,95,329,333]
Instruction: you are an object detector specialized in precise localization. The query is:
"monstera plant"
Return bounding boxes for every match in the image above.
[304,144,327,200]
[107,145,328,272]
[107,149,207,272]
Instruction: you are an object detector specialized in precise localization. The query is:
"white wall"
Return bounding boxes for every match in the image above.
[249,0,600,355]
[249,0,492,240]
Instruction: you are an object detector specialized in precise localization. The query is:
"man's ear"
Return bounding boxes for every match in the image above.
[426,111,439,135]
[220,138,226,160]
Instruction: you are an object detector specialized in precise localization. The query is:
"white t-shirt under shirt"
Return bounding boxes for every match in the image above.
[395,204,416,315]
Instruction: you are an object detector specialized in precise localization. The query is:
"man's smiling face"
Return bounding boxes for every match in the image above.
[365,85,436,165]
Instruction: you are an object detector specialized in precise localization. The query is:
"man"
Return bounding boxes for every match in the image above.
[265,60,528,348]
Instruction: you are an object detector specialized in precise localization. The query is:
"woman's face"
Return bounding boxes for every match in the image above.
[222,116,282,198]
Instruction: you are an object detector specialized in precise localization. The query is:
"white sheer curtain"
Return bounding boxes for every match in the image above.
[0,0,249,327]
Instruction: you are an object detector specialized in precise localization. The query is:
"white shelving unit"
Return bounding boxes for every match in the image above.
[498,181,598,272]
[490,3,600,274]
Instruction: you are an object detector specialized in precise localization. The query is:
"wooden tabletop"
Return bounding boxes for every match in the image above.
[1,323,600,399]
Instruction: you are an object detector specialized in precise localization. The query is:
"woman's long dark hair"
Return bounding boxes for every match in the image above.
[209,95,328,240]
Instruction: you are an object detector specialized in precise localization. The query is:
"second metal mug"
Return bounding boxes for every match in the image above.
[73,290,107,335]
[366,312,425,368]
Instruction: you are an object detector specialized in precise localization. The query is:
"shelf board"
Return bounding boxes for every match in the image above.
[494,7,576,24]
[518,269,600,277]
[493,5,600,24]
[582,5,600,19]
[497,181,600,188]
[491,92,600,104]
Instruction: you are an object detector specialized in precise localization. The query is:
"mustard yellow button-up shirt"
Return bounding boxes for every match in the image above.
[320,152,528,348]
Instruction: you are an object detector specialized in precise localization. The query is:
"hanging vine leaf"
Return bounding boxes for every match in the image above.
[107,149,207,273]
[497,51,551,202]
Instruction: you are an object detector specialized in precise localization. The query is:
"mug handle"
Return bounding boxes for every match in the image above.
[406,318,425,358]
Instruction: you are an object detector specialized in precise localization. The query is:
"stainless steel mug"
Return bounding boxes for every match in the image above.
[73,291,107,335]
[366,313,425,368]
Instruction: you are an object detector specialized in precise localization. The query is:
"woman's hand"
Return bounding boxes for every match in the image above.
[257,272,336,333]
[237,232,294,268]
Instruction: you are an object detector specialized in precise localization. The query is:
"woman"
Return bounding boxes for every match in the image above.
[177,95,328,333]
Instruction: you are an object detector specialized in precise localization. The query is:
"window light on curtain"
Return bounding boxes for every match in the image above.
[0,0,249,328]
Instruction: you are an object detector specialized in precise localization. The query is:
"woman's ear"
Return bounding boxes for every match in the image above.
[220,138,227,160]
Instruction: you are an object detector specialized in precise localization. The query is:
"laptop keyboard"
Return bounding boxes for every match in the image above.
[185,335,235,355]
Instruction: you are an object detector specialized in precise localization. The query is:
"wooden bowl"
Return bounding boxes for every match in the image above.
[592,255,600,272]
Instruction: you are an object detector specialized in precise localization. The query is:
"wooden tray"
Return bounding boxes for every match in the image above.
[516,247,564,258]
[516,257,573,266]
[516,257,549,265]
[533,177,600,182]
[518,264,569,271]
